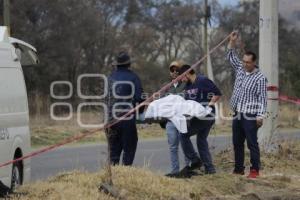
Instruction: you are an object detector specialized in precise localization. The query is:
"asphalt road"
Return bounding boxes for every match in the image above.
[31,131,300,181]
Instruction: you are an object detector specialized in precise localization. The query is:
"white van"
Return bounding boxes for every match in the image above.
[0,26,38,192]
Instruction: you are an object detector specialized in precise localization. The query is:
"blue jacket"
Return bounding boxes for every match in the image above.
[107,67,143,121]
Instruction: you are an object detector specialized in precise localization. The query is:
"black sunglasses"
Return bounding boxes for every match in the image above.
[170,67,178,73]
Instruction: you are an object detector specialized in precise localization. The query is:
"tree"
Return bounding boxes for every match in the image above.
[5,0,300,115]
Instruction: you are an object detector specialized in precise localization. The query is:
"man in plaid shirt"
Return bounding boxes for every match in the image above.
[227,32,267,178]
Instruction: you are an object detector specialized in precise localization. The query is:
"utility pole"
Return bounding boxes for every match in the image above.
[202,0,219,123]
[3,0,11,35]
[258,0,279,148]
[202,0,209,76]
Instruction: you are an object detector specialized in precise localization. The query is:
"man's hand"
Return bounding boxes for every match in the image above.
[228,31,238,49]
[256,118,263,128]
[152,92,161,100]
[230,31,238,42]
[208,95,221,107]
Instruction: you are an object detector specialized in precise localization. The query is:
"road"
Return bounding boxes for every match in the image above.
[31,131,300,181]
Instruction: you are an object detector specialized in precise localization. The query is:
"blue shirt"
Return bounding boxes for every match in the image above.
[184,75,222,107]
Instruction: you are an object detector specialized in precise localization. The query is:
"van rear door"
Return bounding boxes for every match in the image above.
[9,37,39,66]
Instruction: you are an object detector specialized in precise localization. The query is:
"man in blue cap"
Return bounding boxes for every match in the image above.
[106,51,144,166]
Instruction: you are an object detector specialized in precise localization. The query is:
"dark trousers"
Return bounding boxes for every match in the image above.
[180,118,215,172]
[107,119,138,166]
[232,112,260,171]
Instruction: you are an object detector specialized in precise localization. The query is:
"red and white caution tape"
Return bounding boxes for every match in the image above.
[279,95,300,105]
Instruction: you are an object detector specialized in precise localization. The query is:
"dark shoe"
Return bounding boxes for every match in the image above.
[179,166,201,177]
[165,171,191,178]
[190,160,203,170]
[180,165,192,173]
[177,170,194,178]
[165,173,177,177]
[233,169,245,175]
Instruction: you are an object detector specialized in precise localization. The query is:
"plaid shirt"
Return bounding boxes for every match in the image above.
[227,48,267,117]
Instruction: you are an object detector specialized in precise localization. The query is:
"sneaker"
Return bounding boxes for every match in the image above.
[165,171,191,178]
[247,169,259,178]
[177,170,194,178]
[180,165,192,173]
[180,166,201,177]
[232,169,245,175]
[190,160,202,170]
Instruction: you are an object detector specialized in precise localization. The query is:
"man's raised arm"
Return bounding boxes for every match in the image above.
[227,31,243,71]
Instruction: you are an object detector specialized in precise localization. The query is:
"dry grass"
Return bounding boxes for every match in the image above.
[9,142,300,200]
[277,103,300,129]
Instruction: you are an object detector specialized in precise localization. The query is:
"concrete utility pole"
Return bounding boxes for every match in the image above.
[3,0,11,35]
[202,0,209,76]
[202,0,214,80]
[204,0,213,81]
[201,0,220,124]
[258,0,279,147]
[207,41,221,124]
[201,0,220,123]
[206,41,214,82]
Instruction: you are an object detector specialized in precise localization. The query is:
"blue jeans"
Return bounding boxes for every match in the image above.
[232,112,260,171]
[180,118,215,173]
[166,121,189,174]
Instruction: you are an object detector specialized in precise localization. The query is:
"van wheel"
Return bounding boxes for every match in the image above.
[10,162,22,192]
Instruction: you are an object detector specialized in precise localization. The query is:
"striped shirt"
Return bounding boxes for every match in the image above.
[227,48,267,117]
